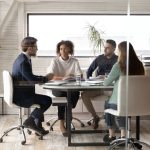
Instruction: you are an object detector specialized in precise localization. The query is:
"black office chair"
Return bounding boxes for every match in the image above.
[0,70,43,145]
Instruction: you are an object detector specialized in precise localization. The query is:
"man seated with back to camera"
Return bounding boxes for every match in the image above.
[12,36,53,136]
[81,39,118,129]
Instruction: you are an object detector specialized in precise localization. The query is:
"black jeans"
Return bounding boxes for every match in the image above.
[52,90,80,120]
[104,100,126,130]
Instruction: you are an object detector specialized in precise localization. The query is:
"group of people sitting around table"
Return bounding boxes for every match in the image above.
[12,36,144,144]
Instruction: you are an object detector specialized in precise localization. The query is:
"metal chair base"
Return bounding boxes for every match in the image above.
[46,117,85,131]
[109,137,150,150]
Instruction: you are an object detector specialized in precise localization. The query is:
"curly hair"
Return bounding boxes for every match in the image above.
[56,40,74,56]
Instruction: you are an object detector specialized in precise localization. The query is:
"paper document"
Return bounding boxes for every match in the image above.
[45,80,68,85]
[89,75,104,81]
[85,80,104,85]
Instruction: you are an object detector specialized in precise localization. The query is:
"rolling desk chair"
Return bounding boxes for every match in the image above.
[46,95,85,131]
[105,76,150,150]
[0,70,43,145]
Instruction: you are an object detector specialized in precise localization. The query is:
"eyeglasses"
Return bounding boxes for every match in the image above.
[31,46,38,49]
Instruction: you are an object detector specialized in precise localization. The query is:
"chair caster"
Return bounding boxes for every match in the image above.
[27,129,32,135]
[4,132,8,136]
[35,132,40,136]
[81,123,85,127]
[17,127,21,130]
[21,140,26,145]
[87,121,91,126]
[50,127,53,131]
[39,136,43,140]
[0,138,3,143]
[71,127,75,131]
[46,122,50,126]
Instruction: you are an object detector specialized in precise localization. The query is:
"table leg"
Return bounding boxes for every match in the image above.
[67,91,72,146]
[136,116,140,140]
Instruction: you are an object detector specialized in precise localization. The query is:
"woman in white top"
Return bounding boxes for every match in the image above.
[47,40,82,136]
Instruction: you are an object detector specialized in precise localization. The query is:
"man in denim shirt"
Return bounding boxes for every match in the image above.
[81,39,118,129]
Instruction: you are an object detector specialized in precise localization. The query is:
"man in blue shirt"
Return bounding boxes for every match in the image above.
[12,36,53,135]
[81,39,118,129]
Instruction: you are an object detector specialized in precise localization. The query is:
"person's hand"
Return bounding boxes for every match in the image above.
[65,74,74,78]
[63,74,75,81]
[46,73,54,81]
[63,76,70,80]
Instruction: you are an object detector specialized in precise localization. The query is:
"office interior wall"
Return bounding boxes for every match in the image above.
[0,0,150,114]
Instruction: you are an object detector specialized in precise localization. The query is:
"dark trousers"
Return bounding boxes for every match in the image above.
[14,93,52,122]
[104,101,126,130]
[52,90,80,120]
[27,94,52,122]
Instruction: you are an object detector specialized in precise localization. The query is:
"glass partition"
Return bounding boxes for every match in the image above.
[26,0,150,148]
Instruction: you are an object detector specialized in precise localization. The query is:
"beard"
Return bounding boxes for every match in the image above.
[30,53,36,57]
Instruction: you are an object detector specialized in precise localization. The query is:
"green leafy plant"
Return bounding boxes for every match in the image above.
[86,23,105,55]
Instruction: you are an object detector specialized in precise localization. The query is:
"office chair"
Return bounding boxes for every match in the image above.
[46,95,85,131]
[0,70,43,145]
[104,76,150,150]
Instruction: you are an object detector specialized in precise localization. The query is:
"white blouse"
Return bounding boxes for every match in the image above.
[47,56,82,76]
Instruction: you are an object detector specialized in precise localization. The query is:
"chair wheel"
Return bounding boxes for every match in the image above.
[50,127,53,131]
[21,140,26,145]
[87,121,91,126]
[35,132,40,136]
[4,132,8,136]
[81,123,85,127]
[17,127,21,130]
[46,122,50,126]
[0,138,3,143]
[27,129,32,135]
[39,136,43,140]
[71,127,75,131]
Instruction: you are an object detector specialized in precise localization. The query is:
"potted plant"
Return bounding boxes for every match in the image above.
[86,23,105,56]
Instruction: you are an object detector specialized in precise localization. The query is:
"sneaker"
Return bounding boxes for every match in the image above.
[103,133,116,143]
[92,115,100,129]
[134,142,142,149]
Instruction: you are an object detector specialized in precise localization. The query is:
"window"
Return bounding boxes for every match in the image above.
[27,14,150,56]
